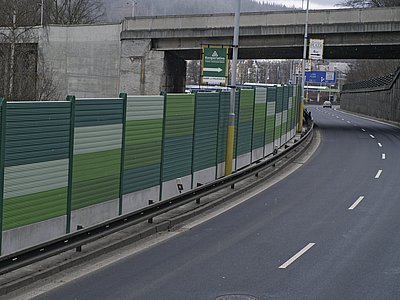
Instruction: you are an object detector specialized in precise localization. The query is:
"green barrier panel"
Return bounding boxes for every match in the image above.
[71,98,124,210]
[265,87,276,151]
[287,85,293,137]
[282,85,289,140]
[292,85,297,134]
[275,86,284,147]
[252,88,267,158]
[123,95,164,194]
[236,89,255,157]
[3,101,71,231]
[192,92,220,172]
[161,94,195,182]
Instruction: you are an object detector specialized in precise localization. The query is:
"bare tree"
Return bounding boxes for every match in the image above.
[336,0,400,83]
[0,0,40,100]
[43,0,105,25]
[336,0,399,8]
[345,60,400,83]
[0,0,105,100]
[186,60,201,85]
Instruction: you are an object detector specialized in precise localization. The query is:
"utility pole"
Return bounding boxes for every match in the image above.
[298,0,309,133]
[225,0,241,176]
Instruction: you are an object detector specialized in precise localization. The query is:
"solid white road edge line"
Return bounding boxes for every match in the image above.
[337,109,400,129]
[279,243,316,269]
[375,170,383,179]
[382,153,386,160]
[349,196,365,210]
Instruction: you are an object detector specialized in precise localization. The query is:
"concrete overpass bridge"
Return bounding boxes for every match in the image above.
[121,7,400,60]
[119,7,400,94]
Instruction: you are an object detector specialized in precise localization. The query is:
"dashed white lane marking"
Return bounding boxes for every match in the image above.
[361,128,366,132]
[336,116,340,119]
[347,121,351,124]
[378,143,382,147]
[369,134,375,139]
[375,170,383,179]
[342,118,345,121]
[279,243,316,269]
[382,153,386,160]
[349,196,365,210]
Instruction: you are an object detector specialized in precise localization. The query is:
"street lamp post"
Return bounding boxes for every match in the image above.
[40,0,44,27]
[132,0,137,17]
[225,0,241,176]
[298,0,310,133]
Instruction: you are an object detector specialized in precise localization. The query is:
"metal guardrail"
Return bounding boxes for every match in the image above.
[0,114,313,275]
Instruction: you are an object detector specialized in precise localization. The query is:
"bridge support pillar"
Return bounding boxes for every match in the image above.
[119,39,186,95]
[164,52,187,93]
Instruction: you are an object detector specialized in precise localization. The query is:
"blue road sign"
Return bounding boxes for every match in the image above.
[305,71,337,84]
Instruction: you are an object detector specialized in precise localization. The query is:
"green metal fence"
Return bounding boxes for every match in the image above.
[0,85,300,255]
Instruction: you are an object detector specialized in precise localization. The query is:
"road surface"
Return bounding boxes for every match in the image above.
[34,106,400,299]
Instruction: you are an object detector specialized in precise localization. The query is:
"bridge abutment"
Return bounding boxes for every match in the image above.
[164,51,187,93]
[119,39,186,95]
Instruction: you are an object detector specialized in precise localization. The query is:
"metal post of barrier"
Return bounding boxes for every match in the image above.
[0,99,6,255]
[118,93,128,216]
[66,96,76,234]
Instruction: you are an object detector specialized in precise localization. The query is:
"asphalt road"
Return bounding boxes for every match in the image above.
[34,106,400,300]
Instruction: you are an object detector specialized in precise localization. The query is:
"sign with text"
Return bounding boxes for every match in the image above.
[309,39,324,60]
[305,71,337,84]
[201,47,228,85]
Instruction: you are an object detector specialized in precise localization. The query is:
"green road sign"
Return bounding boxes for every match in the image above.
[201,47,228,85]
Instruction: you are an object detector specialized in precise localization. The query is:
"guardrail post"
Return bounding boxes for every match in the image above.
[196,183,202,204]
[76,225,83,252]
[148,200,154,223]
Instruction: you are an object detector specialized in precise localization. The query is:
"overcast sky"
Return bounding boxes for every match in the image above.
[259,0,341,9]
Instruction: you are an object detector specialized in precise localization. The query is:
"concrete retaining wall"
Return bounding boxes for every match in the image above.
[341,70,400,121]
[39,24,122,98]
